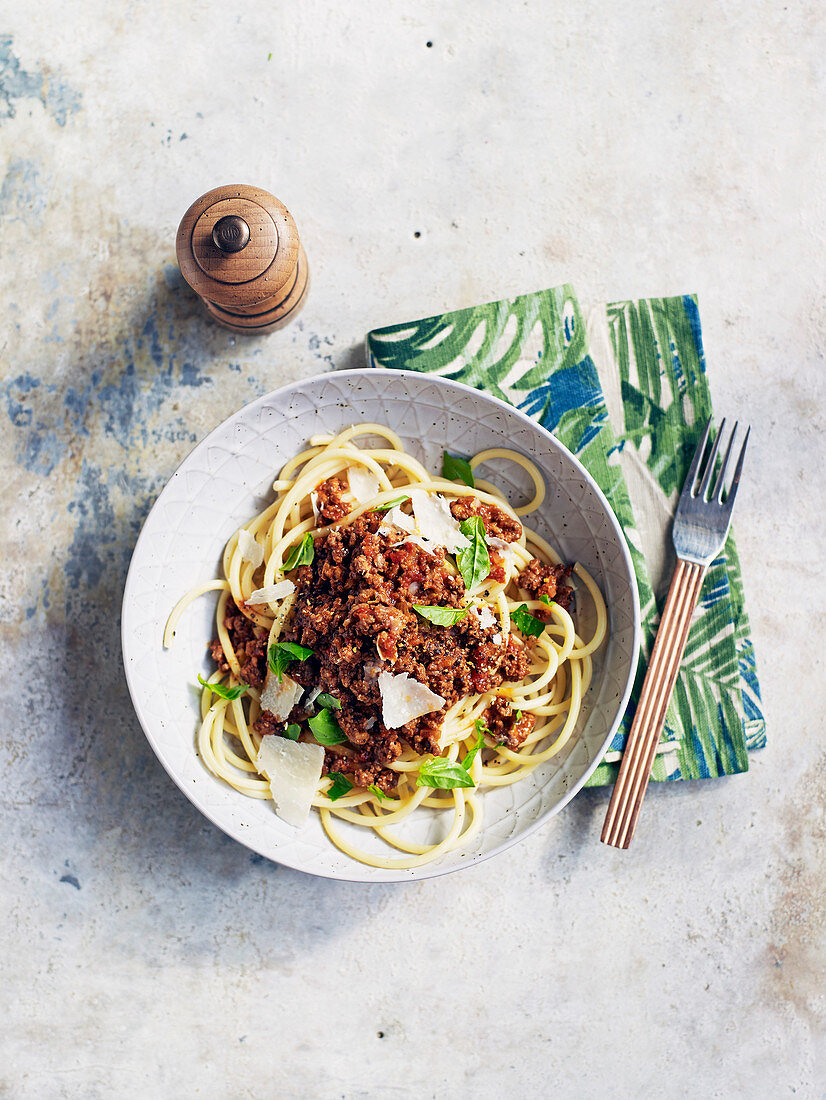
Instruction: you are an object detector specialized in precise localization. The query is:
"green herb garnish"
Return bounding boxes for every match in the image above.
[416,757,475,790]
[369,784,398,802]
[326,772,353,801]
[416,728,485,790]
[412,604,470,626]
[511,604,546,638]
[455,516,490,591]
[267,640,314,681]
[197,675,248,700]
[282,532,315,570]
[441,451,475,488]
[373,495,411,512]
[540,595,556,607]
[315,692,341,710]
[462,731,485,773]
[515,709,523,721]
[283,723,302,741]
[308,708,347,745]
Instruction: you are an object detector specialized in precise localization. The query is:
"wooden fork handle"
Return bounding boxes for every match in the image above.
[601,558,706,849]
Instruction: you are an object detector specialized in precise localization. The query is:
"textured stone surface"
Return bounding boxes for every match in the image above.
[1,3,824,1097]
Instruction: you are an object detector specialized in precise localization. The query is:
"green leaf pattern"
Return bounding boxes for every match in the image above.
[366,288,765,786]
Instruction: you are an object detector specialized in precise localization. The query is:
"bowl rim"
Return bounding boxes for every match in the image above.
[122,367,641,881]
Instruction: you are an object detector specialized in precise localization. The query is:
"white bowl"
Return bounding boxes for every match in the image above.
[122,368,640,882]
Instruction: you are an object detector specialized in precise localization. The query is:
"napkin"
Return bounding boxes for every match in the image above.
[365,285,765,785]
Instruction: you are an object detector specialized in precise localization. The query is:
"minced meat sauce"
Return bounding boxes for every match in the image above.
[210,491,573,790]
[517,557,575,609]
[209,603,267,689]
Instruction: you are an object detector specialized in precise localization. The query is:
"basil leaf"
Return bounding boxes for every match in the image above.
[412,604,469,626]
[473,717,489,737]
[282,532,315,570]
[283,723,301,741]
[540,594,556,607]
[267,640,314,681]
[326,771,353,801]
[373,495,410,512]
[308,708,347,745]
[511,604,546,638]
[442,451,475,488]
[462,731,485,772]
[315,692,341,710]
[515,709,523,721]
[369,784,397,802]
[456,517,490,591]
[197,675,248,700]
[416,757,475,790]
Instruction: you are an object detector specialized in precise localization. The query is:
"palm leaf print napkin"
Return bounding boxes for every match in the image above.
[365,286,765,784]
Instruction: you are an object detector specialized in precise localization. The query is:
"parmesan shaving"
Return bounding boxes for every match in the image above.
[386,505,415,533]
[410,490,470,552]
[310,491,321,522]
[378,671,446,729]
[237,528,264,568]
[255,736,324,828]
[260,672,303,720]
[347,466,380,503]
[247,580,296,604]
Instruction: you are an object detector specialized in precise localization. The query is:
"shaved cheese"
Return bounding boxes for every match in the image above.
[378,524,393,536]
[411,490,470,552]
[255,736,324,827]
[471,602,498,630]
[247,580,295,604]
[347,466,380,503]
[488,536,514,550]
[386,505,415,533]
[260,672,303,720]
[492,632,504,646]
[310,491,321,522]
[379,671,445,729]
[237,528,264,568]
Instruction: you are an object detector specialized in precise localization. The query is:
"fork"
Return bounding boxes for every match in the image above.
[601,417,750,849]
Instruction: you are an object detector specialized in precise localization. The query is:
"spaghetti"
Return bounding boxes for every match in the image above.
[164,423,608,869]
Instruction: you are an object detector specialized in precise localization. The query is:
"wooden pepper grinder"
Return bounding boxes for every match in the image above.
[176,184,309,333]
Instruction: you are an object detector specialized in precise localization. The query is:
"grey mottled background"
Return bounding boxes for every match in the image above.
[1,2,824,1097]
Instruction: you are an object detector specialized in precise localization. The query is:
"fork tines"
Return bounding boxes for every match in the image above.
[686,418,750,506]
